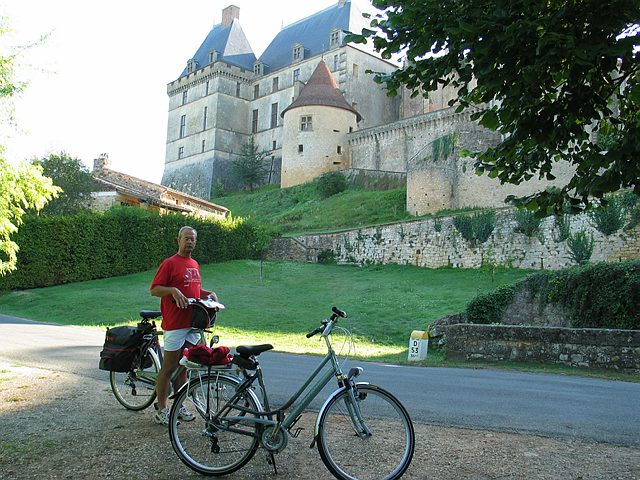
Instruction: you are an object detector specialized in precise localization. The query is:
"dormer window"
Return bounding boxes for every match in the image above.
[292,43,304,62]
[253,61,264,76]
[330,29,341,48]
[187,59,197,74]
[208,49,218,64]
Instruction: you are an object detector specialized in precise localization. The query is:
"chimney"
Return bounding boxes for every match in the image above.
[93,153,111,171]
[221,5,239,27]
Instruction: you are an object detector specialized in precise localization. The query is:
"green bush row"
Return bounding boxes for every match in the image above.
[0,207,263,290]
[465,261,640,329]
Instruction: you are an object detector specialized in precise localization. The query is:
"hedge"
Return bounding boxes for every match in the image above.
[465,261,640,330]
[0,207,263,290]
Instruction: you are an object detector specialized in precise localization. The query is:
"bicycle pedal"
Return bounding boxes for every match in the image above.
[291,427,304,438]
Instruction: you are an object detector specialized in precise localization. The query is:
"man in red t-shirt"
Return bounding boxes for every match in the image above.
[150,226,217,425]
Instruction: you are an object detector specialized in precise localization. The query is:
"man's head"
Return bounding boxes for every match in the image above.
[177,226,197,257]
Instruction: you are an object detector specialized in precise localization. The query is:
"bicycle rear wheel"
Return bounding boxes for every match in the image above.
[169,374,261,476]
[316,384,415,480]
[109,348,160,411]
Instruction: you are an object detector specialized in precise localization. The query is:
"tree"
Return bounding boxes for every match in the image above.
[32,152,96,215]
[232,137,269,192]
[0,18,59,275]
[346,0,640,216]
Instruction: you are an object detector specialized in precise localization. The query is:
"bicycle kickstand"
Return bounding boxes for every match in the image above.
[266,452,278,475]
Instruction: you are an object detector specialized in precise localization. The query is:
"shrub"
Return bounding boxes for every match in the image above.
[567,230,594,265]
[0,207,261,290]
[316,172,348,199]
[553,214,571,242]
[590,195,625,235]
[453,211,496,246]
[513,209,542,237]
[317,249,336,264]
[465,284,516,324]
[465,261,640,330]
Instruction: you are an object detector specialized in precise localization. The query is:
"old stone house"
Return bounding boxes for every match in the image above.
[92,154,228,219]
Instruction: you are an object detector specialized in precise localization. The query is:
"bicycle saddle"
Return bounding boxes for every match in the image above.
[236,344,274,357]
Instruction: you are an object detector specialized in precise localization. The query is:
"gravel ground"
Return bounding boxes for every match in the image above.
[0,362,639,480]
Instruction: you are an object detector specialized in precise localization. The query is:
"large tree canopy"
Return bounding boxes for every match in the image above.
[32,152,96,215]
[347,0,640,215]
[0,18,59,275]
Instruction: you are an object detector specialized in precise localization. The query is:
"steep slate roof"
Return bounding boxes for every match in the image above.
[93,166,229,217]
[281,60,362,121]
[259,0,370,72]
[179,18,256,77]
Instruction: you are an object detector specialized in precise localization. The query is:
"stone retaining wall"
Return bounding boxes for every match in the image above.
[442,324,640,373]
[266,208,640,270]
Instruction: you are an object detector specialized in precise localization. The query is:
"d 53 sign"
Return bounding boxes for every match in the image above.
[408,330,428,361]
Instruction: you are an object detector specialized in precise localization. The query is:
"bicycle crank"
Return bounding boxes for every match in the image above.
[261,426,288,453]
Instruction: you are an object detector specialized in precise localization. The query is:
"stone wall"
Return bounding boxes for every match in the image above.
[266,208,640,270]
[442,324,640,373]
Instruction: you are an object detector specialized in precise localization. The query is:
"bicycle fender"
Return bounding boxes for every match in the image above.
[310,381,371,448]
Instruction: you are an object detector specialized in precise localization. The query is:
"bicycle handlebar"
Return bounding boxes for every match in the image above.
[306,307,348,338]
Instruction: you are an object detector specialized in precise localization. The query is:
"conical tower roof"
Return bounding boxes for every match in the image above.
[281,61,362,121]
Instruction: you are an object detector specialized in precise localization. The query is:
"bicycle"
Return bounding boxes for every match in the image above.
[168,306,415,479]
[109,298,231,411]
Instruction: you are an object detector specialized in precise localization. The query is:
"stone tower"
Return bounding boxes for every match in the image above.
[280,60,361,188]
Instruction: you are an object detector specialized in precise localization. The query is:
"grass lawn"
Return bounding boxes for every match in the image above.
[0,260,530,363]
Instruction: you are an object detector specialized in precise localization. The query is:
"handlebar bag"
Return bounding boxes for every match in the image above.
[99,326,144,372]
[191,302,217,330]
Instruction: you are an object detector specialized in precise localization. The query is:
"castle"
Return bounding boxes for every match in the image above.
[162,0,571,215]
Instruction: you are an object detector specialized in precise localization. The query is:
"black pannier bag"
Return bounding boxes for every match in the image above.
[99,326,144,372]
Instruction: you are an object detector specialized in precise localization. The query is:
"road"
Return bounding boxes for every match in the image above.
[1,314,639,447]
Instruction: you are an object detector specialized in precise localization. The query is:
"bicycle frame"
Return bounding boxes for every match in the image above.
[205,318,368,440]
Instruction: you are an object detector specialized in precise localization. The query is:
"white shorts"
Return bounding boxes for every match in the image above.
[163,328,200,352]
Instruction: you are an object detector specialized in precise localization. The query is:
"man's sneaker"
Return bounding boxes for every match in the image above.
[154,407,170,426]
[178,405,195,422]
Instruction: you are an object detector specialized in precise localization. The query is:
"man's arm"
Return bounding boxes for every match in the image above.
[150,285,189,309]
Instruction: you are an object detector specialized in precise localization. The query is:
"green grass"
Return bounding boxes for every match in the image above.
[217,184,413,235]
[0,260,530,362]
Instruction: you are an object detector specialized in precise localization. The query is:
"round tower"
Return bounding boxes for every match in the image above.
[280,60,361,188]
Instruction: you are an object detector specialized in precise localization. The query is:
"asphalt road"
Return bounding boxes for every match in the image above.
[1,313,639,447]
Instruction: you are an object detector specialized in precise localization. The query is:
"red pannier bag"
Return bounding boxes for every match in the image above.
[183,344,232,366]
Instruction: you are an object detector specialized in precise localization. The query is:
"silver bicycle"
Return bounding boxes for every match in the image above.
[168,306,415,479]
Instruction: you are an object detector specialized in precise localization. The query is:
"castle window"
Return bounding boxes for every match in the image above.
[298,144,304,153]
[253,61,263,76]
[252,109,259,133]
[300,115,312,131]
[182,90,188,105]
[202,140,206,153]
[254,84,260,99]
[205,81,209,95]
[272,77,279,92]
[337,145,342,154]
[293,68,300,83]
[292,44,303,62]
[333,55,339,71]
[187,59,196,74]
[352,63,359,78]
[236,82,241,97]
[203,106,208,130]
[330,29,341,48]
[271,102,279,129]
[272,140,277,150]
[179,115,186,138]
[178,146,184,159]
[208,49,218,64]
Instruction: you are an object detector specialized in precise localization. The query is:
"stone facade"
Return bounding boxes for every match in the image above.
[442,324,640,373]
[266,209,640,270]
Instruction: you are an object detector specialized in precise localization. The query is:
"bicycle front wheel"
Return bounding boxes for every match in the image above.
[109,348,160,411]
[317,384,415,480]
[169,374,261,476]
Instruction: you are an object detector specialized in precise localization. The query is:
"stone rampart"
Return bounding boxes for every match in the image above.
[442,324,640,373]
[266,208,640,270]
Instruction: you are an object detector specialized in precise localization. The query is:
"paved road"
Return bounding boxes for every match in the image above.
[1,314,639,447]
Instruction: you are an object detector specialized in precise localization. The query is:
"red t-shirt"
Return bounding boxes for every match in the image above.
[150,254,202,330]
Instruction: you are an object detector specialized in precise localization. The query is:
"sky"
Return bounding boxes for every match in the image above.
[1,0,343,183]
